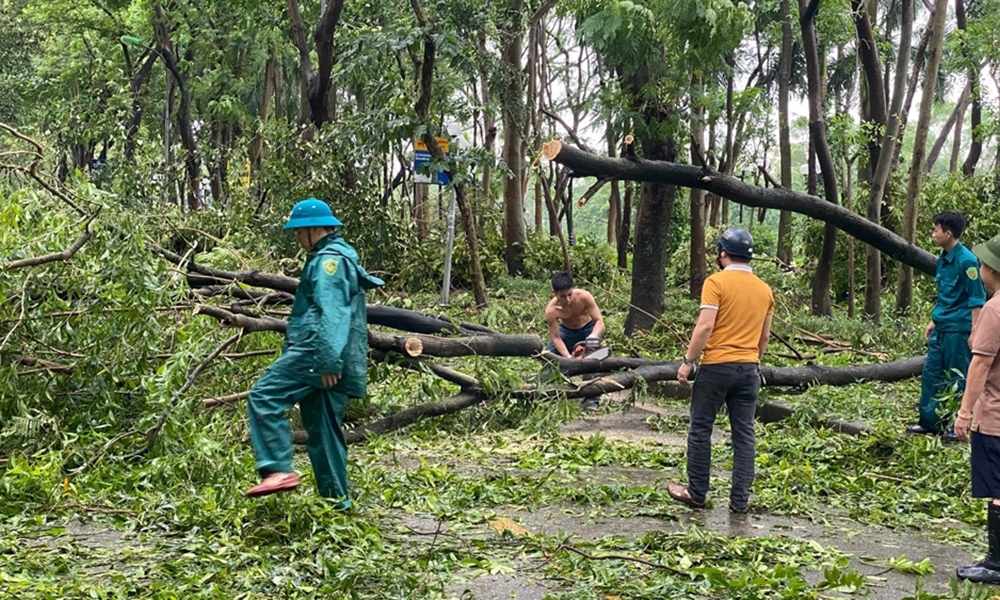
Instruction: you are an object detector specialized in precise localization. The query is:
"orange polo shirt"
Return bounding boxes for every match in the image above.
[699,265,774,365]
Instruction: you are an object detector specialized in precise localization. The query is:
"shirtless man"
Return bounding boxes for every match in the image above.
[544,272,605,358]
[544,272,606,411]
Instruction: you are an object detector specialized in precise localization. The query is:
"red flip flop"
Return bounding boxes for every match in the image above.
[245,472,301,498]
[668,483,705,509]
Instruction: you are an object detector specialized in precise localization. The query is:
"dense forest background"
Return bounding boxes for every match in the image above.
[4,0,1000,597]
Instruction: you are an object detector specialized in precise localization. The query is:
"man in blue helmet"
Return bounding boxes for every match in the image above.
[669,227,773,514]
[244,198,384,507]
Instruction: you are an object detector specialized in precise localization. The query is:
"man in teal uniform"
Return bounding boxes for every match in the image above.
[907,211,986,441]
[244,198,384,507]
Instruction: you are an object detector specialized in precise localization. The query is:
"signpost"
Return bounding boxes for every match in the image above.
[412,135,457,306]
[413,137,450,185]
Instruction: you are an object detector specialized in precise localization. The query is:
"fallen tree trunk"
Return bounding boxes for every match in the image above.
[541,140,936,276]
[193,305,539,358]
[368,331,542,358]
[547,355,925,395]
[192,284,497,335]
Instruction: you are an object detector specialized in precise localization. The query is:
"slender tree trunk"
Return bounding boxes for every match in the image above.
[897,0,949,314]
[250,52,277,178]
[777,0,794,265]
[413,183,429,241]
[411,0,488,306]
[951,101,965,173]
[800,0,840,317]
[851,0,887,181]
[689,75,706,299]
[124,51,158,162]
[607,121,621,245]
[500,0,527,274]
[286,0,346,130]
[618,180,633,270]
[925,81,970,172]
[957,0,983,176]
[864,0,912,322]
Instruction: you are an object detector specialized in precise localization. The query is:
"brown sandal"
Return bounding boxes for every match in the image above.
[668,483,705,509]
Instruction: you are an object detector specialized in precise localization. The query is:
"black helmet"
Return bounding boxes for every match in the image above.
[717,227,754,260]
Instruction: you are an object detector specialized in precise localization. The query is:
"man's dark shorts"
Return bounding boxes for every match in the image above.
[545,320,595,354]
[972,431,1000,498]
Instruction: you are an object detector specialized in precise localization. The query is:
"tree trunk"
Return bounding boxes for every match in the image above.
[153,4,201,211]
[689,76,706,299]
[864,0,912,322]
[607,122,621,245]
[618,180,633,270]
[413,183,429,241]
[777,0,794,265]
[250,52,277,178]
[286,0,346,130]
[951,100,965,173]
[851,0,888,180]
[800,0,840,317]
[624,137,677,334]
[925,81,970,173]
[410,0,488,307]
[500,0,527,275]
[897,0,949,314]
[957,0,983,177]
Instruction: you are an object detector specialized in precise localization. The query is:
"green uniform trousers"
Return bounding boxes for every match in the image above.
[248,359,351,509]
[919,329,972,432]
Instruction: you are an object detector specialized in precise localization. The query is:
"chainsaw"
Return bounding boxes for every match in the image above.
[571,336,610,360]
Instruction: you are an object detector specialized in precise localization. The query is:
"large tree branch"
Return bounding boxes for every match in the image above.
[286,0,314,77]
[314,0,346,122]
[541,141,936,275]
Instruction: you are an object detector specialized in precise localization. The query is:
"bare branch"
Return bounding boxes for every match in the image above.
[4,214,98,270]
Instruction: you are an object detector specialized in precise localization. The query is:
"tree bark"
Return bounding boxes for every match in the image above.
[540,141,937,275]
[897,0,949,314]
[777,0,794,265]
[553,354,925,387]
[250,51,277,178]
[951,99,965,173]
[800,0,840,316]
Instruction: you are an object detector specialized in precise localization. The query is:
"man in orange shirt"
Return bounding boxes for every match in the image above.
[668,228,774,513]
[953,234,1000,584]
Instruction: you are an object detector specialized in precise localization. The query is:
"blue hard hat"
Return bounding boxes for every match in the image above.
[717,227,754,259]
[283,198,343,230]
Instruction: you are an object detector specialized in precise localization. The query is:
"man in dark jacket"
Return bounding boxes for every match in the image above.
[244,198,383,508]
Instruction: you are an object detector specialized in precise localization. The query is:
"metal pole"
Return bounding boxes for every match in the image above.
[440,184,458,306]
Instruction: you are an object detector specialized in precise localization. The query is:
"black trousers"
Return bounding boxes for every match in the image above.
[686,362,761,507]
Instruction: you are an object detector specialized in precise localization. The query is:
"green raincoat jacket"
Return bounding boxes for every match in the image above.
[281,233,384,398]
